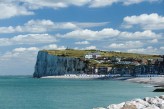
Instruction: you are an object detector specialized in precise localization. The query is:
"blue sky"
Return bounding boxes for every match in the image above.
[0,0,163,75]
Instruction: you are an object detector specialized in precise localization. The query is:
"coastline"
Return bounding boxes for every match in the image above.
[41,74,106,79]
[125,76,164,86]
[41,74,164,86]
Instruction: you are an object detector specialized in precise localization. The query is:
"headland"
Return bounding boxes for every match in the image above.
[33,49,164,78]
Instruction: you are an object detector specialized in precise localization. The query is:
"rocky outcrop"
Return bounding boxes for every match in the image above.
[33,51,86,78]
[153,88,164,92]
[94,95,164,109]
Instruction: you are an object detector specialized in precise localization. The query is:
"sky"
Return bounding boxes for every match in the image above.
[0,0,163,75]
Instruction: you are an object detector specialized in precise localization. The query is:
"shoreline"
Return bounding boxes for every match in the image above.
[41,74,106,79]
[41,75,164,85]
[124,76,164,86]
[41,74,164,89]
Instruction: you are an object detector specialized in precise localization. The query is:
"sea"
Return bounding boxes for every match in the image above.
[0,76,163,109]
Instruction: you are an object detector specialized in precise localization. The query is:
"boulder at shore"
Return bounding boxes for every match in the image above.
[94,95,164,109]
[153,88,164,92]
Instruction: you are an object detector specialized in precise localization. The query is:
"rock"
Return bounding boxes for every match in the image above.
[144,96,164,108]
[144,97,150,102]
[130,99,150,108]
[145,104,160,109]
[107,102,125,109]
[121,103,137,109]
[153,88,164,92]
[158,103,164,109]
[95,95,164,109]
[33,51,86,78]
[159,95,164,100]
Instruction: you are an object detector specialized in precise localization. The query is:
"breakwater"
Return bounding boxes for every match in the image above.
[94,95,164,109]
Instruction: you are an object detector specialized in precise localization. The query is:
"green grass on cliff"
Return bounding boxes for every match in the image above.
[42,49,159,59]
[41,49,160,68]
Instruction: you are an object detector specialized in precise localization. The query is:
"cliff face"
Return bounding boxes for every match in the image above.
[33,51,86,78]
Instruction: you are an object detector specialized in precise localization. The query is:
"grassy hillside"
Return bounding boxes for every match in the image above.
[42,49,159,59]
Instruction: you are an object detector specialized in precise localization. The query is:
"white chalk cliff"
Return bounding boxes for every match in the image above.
[33,51,86,78]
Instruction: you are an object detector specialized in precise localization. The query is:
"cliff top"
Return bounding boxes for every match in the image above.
[42,49,159,59]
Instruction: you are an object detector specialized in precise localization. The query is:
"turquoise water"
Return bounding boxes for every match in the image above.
[0,76,163,109]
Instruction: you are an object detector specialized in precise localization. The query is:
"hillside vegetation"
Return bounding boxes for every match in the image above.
[42,49,159,59]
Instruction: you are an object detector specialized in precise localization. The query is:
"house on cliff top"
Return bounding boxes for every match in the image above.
[85,52,101,59]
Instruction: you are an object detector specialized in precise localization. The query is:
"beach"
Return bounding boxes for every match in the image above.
[42,75,164,85]
[41,74,106,79]
[125,76,164,86]
[42,75,164,86]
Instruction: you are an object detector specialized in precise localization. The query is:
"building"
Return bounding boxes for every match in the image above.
[131,61,140,66]
[111,57,121,62]
[141,59,148,65]
[85,52,101,59]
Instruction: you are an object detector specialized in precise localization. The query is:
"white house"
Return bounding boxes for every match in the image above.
[85,54,93,59]
[111,57,121,62]
[85,53,101,59]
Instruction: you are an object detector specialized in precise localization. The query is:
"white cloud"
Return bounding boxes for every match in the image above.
[74,45,97,50]
[120,30,160,39]
[0,34,56,46]
[85,46,97,50]
[13,47,39,52]
[89,0,159,7]
[109,41,143,49]
[19,0,160,9]
[0,44,66,61]
[75,22,109,28]
[53,22,109,30]
[19,0,89,9]
[0,2,34,19]
[0,44,67,75]
[1,1,87,19]
[0,20,66,33]
[22,19,55,33]
[0,19,54,33]
[160,46,164,50]
[42,44,66,50]
[122,13,164,30]
[0,26,15,33]
[0,46,39,75]
[61,28,120,40]
[0,0,160,20]
[149,39,158,43]
[60,28,160,40]
[0,47,39,61]
[127,46,159,54]
[122,0,158,5]
[75,41,90,45]
[0,19,109,33]
[89,0,119,8]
